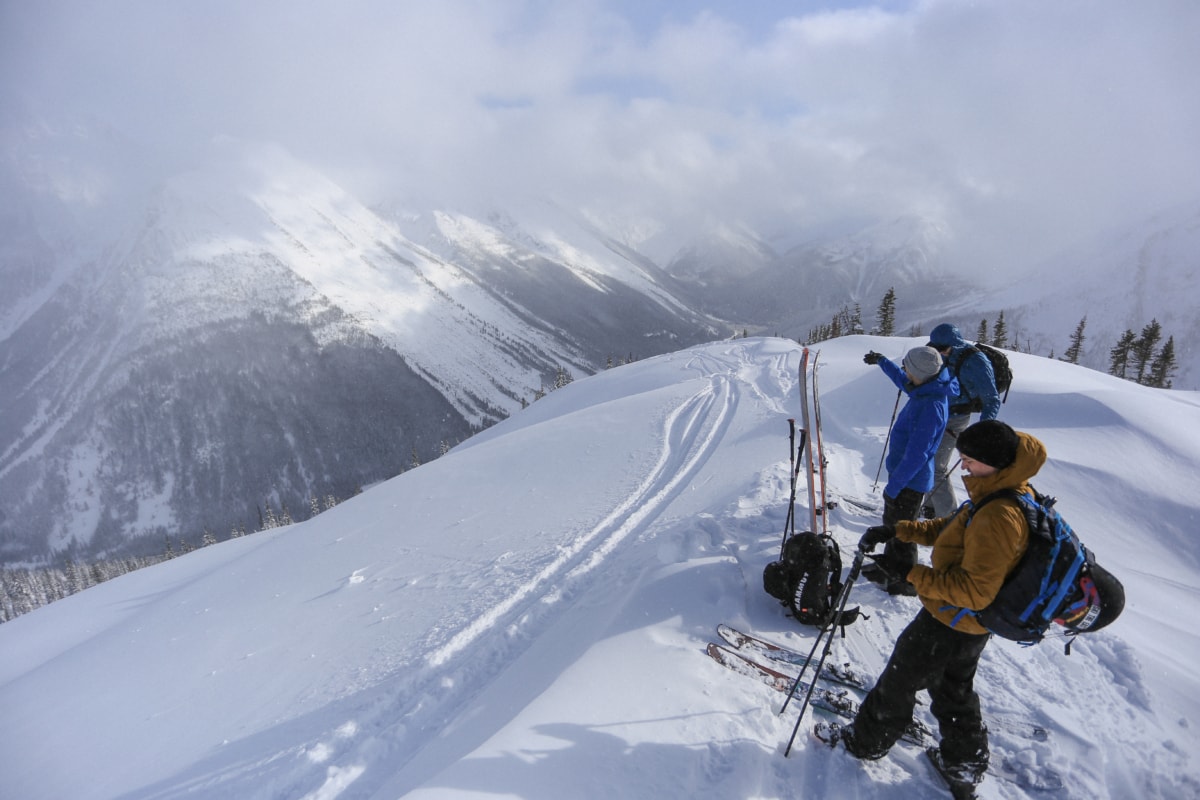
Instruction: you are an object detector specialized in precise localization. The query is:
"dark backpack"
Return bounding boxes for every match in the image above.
[954,343,1013,408]
[764,532,860,628]
[950,487,1125,653]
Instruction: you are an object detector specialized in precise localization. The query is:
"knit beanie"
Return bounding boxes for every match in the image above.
[902,346,943,383]
[956,420,1019,469]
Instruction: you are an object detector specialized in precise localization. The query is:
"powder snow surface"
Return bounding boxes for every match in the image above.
[2,335,1197,799]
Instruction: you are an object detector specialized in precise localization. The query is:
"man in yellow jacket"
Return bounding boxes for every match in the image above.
[818,420,1044,790]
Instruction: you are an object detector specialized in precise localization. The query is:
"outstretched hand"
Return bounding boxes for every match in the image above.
[863,351,883,365]
[858,524,895,553]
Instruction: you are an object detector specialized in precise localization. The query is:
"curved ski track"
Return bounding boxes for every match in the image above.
[278,357,748,800]
[427,370,737,667]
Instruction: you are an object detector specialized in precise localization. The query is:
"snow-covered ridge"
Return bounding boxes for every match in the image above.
[2,336,1196,799]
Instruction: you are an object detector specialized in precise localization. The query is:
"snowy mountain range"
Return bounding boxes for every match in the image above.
[2,118,1197,566]
[0,130,720,565]
[2,336,1197,800]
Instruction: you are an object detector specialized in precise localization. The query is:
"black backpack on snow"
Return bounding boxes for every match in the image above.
[948,487,1125,653]
[764,532,860,628]
[953,343,1013,407]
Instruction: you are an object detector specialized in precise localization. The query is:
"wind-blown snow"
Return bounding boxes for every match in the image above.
[153,144,590,424]
[1,336,1197,799]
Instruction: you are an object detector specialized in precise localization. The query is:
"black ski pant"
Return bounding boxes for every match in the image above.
[851,608,991,766]
[876,487,924,574]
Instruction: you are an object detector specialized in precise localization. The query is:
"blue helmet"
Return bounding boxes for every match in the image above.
[928,323,964,349]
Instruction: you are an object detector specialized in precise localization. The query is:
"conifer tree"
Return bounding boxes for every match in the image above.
[1062,316,1087,364]
[1131,319,1162,384]
[992,311,1009,348]
[1148,335,1177,388]
[1108,329,1136,378]
[874,288,896,336]
[976,319,989,344]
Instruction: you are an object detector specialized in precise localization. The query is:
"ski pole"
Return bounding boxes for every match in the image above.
[782,548,867,756]
[779,544,865,717]
[776,612,828,717]
[781,420,797,551]
[871,390,902,493]
[781,433,806,559]
[928,457,962,499]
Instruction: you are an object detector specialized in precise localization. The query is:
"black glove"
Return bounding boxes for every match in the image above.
[858,524,895,553]
[863,351,883,365]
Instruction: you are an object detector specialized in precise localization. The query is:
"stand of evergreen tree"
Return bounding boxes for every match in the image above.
[1108,319,1176,388]
[0,556,173,623]
[807,303,864,343]
[1,491,350,624]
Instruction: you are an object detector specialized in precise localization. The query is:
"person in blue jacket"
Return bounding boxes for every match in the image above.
[925,323,1001,518]
[860,345,959,595]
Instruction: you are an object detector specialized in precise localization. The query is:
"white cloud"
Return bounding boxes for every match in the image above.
[4,0,1199,271]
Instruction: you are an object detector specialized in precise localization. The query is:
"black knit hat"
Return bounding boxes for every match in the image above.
[956,420,1019,469]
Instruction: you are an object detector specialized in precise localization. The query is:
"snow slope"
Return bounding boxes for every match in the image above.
[1,336,1197,800]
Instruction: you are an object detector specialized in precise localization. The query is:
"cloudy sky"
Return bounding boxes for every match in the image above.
[4,0,1198,269]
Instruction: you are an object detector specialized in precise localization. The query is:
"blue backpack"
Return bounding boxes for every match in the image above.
[950,487,1125,653]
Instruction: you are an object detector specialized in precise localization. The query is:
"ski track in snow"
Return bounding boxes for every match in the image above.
[426,371,736,668]
[257,348,748,799]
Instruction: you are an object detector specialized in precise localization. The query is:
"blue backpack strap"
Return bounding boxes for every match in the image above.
[942,605,977,628]
[944,489,1028,630]
[1028,518,1086,625]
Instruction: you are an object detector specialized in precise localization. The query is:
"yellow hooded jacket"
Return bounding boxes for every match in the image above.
[895,431,1048,635]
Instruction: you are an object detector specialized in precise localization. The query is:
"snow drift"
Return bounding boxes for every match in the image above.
[1,335,1197,799]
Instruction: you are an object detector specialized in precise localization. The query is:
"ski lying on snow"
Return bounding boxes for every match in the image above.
[716,624,1049,743]
[715,624,870,690]
[708,643,1063,792]
[838,496,881,515]
[704,642,930,746]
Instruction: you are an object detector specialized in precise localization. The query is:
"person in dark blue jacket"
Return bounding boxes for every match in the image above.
[925,323,1001,518]
[860,345,959,595]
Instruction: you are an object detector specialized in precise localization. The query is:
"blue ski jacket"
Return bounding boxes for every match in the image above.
[933,326,1001,420]
[878,358,959,498]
